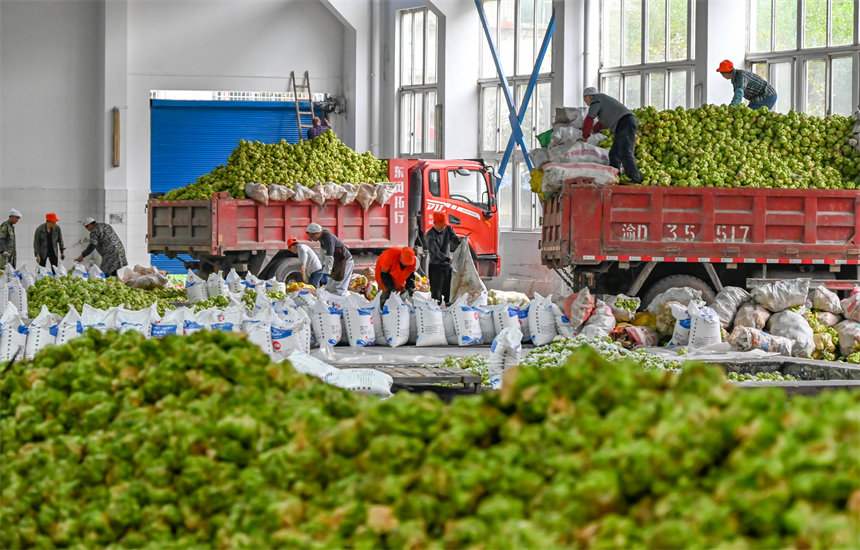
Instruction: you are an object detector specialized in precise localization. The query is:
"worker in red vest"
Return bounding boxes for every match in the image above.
[375,247,417,304]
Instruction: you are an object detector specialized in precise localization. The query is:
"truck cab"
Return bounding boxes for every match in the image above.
[406,159,501,277]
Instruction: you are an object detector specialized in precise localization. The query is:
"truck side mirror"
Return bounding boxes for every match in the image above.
[482,191,496,219]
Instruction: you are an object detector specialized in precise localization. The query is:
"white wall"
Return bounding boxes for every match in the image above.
[0,0,104,264]
[695,0,747,106]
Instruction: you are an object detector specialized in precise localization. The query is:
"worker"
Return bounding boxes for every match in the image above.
[34,213,66,268]
[716,60,777,111]
[75,217,128,277]
[287,237,323,287]
[424,212,461,305]
[582,87,643,184]
[307,117,331,140]
[306,222,353,296]
[375,247,417,304]
[0,208,21,270]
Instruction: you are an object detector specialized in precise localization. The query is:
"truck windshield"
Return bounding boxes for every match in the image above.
[447,169,489,209]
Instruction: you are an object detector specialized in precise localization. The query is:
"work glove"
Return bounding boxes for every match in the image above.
[319,274,330,285]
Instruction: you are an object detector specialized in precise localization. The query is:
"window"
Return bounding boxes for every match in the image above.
[478,0,552,230]
[600,0,695,109]
[399,8,438,156]
[747,0,859,115]
[448,169,488,209]
[428,170,440,197]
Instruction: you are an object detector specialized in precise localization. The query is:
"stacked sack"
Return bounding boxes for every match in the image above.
[528,106,619,199]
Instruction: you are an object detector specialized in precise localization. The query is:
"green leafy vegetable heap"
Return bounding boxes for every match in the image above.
[603,105,859,188]
[2,332,860,548]
[727,371,798,382]
[162,132,389,200]
[27,276,186,318]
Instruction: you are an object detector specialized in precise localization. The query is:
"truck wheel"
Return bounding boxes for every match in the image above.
[267,257,304,284]
[641,274,716,308]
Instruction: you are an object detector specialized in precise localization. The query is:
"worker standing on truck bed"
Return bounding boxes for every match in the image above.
[306,223,353,296]
[716,60,778,110]
[34,213,65,268]
[287,237,323,287]
[75,217,128,278]
[0,208,21,269]
[375,247,417,304]
[581,87,643,184]
[307,117,331,140]
[424,212,460,305]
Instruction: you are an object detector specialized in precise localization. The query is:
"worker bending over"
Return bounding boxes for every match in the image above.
[716,60,777,110]
[287,237,323,287]
[375,247,417,304]
[306,222,353,296]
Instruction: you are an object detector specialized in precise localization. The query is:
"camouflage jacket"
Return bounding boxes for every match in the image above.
[82,222,127,275]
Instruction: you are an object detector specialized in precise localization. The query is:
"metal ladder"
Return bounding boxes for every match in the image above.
[291,71,314,141]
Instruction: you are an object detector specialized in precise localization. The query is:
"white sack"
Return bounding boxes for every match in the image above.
[767,310,815,358]
[225,268,244,294]
[87,264,106,280]
[0,303,26,362]
[414,299,447,347]
[552,304,577,338]
[476,307,497,343]
[528,293,558,346]
[323,368,393,398]
[487,327,523,389]
[668,302,692,347]
[342,295,376,347]
[6,276,28,319]
[245,182,269,205]
[687,301,722,349]
[733,302,771,330]
[442,308,459,346]
[185,270,209,303]
[751,278,810,312]
[841,288,860,322]
[728,326,793,356]
[381,293,411,348]
[287,351,339,379]
[808,286,842,314]
[24,305,57,360]
[711,287,752,328]
[579,300,616,339]
[55,306,83,345]
[451,298,483,346]
[207,272,230,298]
[310,295,342,346]
[153,308,186,337]
[834,320,860,357]
[647,287,704,314]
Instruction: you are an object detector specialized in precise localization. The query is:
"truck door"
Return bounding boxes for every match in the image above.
[438,167,497,257]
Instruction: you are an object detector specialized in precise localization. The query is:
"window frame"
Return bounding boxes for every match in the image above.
[746,0,859,115]
[398,7,439,157]
[598,0,696,109]
[477,0,553,231]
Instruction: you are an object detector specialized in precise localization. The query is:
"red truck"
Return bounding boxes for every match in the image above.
[147,158,501,281]
[541,179,860,303]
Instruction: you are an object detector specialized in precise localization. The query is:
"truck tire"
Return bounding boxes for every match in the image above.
[641,274,716,308]
[266,257,304,284]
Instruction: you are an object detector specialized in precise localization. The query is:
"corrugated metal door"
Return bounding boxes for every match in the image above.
[150,99,318,272]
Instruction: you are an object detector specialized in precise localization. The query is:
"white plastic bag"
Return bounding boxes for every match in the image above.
[449,236,486,303]
[6,276,28,319]
[687,301,722,349]
[668,303,692,346]
[834,320,860,357]
[55,306,83,345]
[35,265,54,281]
[841,287,860,322]
[225,268,244,294]
[381,293,411,348]
[87,264,106,280]
[287,351,339,379]
[528,293,558,346]
[579,300,616,339]
[342,294,376,347]
[185,270,209,303]
[244,272,262,290]
[310,295,342,346]
[207,272,230,298]
[450,296,483,346]
[647,287,704,314]
[24,305,57,360]
[767,310,815,358]
[552,303,577,338]
[728,326,793,356]
[808,286,842,314]
[414,298,447,347]
[54,263,68,277]
[733,302,771,330]
[71,263,89,279]
[0,303,26,362]
[711,287,751,328]
[751,278,810,312]
[323,368,393,397]
[487,327,523,389]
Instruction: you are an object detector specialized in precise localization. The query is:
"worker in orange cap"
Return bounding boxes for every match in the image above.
[375,247,417,304]
[716,59,777,110]
[424,212,461,304]
[34,212,65,268]
[287,237,323,286]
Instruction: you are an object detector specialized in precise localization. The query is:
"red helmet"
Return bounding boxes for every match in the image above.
[716,59,734,73]
[433,212,446,225]
[286,238,298,247]
[400,247,416,266]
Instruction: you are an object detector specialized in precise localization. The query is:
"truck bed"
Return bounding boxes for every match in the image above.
[542,180,860,267]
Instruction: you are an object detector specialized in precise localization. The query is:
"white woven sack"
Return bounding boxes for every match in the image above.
[381,293,410,348]
[24,305,57,360]
[0,303,26,362]
[56,306,83,345]
[185,270,209,303]
[451,297,483,346]
[323,368,393,397]
[288,351,339,379]
[527,293,557,346]
[343,295,375,347]
[415,300,446,347]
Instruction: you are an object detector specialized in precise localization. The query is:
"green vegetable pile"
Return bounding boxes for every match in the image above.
[429,355,490,384]
[27,276,186,318]
[727,371,798,382]
[519,336,682,373]
[804,310,840,362]
[613,296,639,311]
[3,332,860,548]
[162,132,389,200]
[603,105,859,188]
[190,295,232,312]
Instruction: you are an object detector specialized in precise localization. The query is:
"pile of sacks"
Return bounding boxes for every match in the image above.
[245,180,399,210]
[639,279,860,361]
[8,260,170,290]
[529,106,619,199]
[185,268,287,302]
